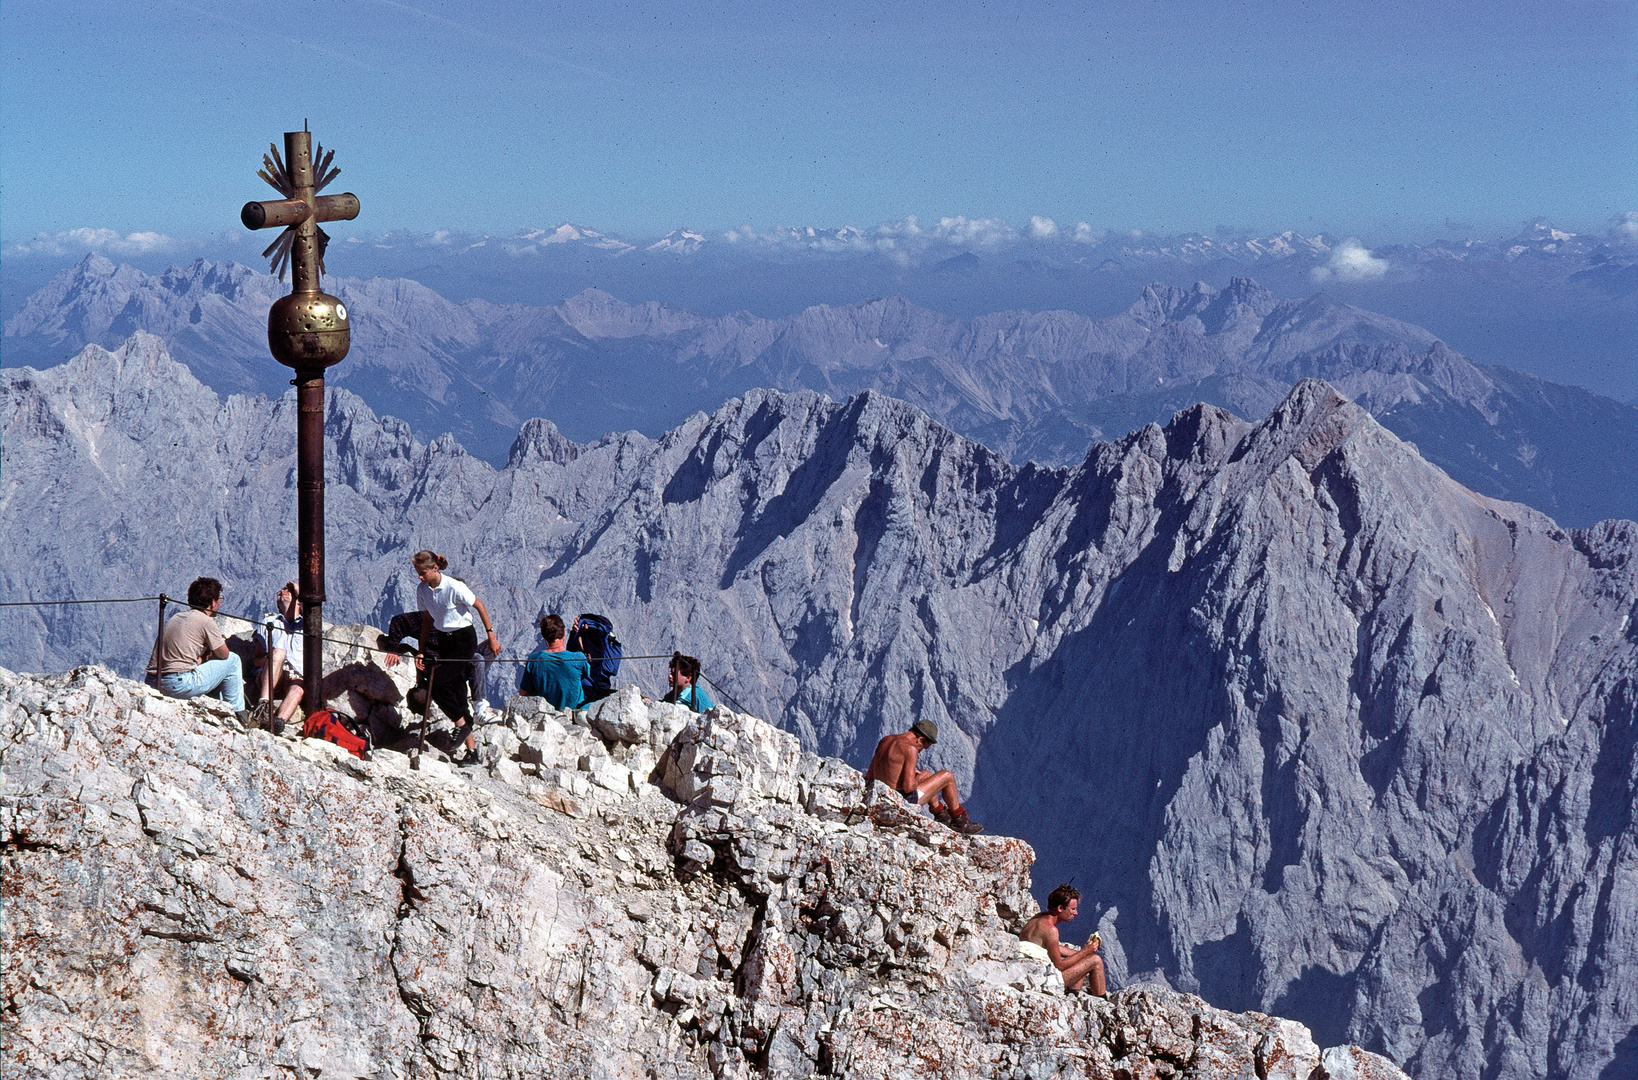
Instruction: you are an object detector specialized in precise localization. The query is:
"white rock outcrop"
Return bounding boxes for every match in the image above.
[2,664,1410,1079]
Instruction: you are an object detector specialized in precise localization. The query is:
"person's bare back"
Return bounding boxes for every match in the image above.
[862,719,982,834]
[864,730,923,795]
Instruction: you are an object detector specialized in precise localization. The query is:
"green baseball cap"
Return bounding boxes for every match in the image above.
[911,718,938,744]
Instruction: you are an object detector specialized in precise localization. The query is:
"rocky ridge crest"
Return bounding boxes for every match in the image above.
[1,663,1411,1080]
[7,260,1633,524]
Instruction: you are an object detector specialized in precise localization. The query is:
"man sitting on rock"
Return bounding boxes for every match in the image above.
[148,576,248,725]
[519,613,590,709]
[863,718,982,834]
[1019,883,1106,995]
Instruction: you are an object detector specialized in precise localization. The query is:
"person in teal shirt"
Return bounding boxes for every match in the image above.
[662,652,713,712]
[520,614,590,709]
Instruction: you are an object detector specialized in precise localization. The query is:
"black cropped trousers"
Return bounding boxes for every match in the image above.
[424,624,476,725]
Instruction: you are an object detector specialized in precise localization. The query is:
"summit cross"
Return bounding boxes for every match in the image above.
[240,127,361,715]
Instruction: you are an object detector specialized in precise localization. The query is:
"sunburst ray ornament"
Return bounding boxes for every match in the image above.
[254,139,343,280]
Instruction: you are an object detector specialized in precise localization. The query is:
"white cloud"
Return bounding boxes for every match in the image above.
[1073,222,1104,244]
[1029,216,1059,240]
[1613,211,1638,243]
[928,216,1018,249]
[715,215,1022,262]
[1310,238,1389,283]
[873,215,925,241]
[721,224,875,253]
[4,227,183,258]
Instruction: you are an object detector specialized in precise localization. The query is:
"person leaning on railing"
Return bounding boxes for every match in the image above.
[411,549,499,766]
[661,652,714,712]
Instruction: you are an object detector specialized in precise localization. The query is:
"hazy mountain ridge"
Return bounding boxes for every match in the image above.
[4,333,1636,1080]
[326,216,1638,267]
[8,215,1630,402]
[7,256,1635,526]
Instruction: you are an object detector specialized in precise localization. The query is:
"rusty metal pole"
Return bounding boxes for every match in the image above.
[284,130,327,713]
[295,368,325,710]
[240,127,360,717]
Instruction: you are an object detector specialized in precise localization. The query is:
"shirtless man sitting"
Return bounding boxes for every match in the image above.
[862,718,983,835]
[1019,883,1107,995]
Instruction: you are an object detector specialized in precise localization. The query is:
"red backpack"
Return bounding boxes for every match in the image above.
[301,709,371,759]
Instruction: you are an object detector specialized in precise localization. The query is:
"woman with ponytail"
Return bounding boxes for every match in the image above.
[411,550,500,763]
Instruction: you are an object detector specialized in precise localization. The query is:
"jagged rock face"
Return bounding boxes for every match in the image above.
[3,337,1636,1080]
[8,258,1634,524]
[1,664,1411,1080]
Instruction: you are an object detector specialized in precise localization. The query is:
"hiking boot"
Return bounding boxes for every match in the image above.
[948,808,984,835]
[234,709,251,729]
[930,805,954,826]
[247,702,273,731]
[453,745,481,768]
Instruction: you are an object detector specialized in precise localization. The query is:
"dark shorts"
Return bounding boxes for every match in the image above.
[899,784,920,800]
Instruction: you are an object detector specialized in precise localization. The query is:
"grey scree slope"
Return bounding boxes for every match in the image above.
[2,331,1636,1080]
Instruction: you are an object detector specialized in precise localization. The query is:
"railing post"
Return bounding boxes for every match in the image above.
[265,618,276,707]
[151,594,169,685]
[411,655,435,771]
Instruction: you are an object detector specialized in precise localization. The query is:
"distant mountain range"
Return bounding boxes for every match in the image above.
[7,255,1636,527]
[4,334,1635,1080]
[6,218,1633,403]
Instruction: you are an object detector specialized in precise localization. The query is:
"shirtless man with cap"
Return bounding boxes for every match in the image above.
[863,718,983,834]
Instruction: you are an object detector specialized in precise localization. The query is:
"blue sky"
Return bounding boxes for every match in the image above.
[2,0,1634,244]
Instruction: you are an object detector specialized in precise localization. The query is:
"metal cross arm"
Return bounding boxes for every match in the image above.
[241,192,359,231]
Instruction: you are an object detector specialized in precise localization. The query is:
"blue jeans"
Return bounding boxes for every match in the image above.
[159,655,246,712]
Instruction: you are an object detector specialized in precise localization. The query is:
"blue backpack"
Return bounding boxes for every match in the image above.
[569,614,623,693]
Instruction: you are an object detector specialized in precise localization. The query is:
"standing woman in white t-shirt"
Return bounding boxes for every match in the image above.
[412,549,501,762]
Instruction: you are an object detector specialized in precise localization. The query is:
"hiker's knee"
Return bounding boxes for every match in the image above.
[1088,956,1107,996]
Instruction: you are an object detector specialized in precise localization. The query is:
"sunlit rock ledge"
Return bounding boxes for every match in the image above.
[1,663,1407,1080]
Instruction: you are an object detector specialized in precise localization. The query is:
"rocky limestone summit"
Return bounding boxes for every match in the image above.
[4,336,1637,1080]
[1,663,1410,1080]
